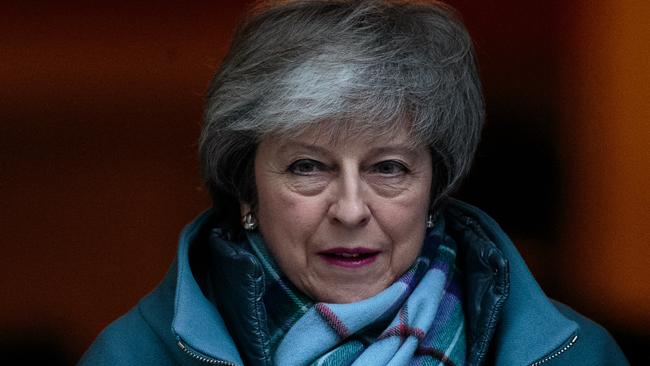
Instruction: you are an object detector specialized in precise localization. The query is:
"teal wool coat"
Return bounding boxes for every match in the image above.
[79,200,629,365]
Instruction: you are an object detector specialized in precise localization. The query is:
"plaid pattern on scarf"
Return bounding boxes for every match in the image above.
[246,218,466,366]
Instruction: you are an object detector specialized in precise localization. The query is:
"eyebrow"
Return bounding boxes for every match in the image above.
[277,140,421,158]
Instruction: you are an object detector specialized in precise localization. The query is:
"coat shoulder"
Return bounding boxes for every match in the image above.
[542,300,630,366]
[78,264,189,365]
[78,305,178,366]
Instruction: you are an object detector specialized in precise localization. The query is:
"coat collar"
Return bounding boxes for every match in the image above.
[446,199,578,365]
[171,210,244,365]
[170,201,578,366]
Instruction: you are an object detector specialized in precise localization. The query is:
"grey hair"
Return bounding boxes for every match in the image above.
[200,0,484,228]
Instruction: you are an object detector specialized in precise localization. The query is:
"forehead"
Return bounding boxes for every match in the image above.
[267,119,426,150]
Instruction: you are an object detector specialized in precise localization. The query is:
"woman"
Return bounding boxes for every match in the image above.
[80,1,628,365]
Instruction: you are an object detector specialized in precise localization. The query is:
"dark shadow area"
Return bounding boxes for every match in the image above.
[610,330,650,364]
[0,331,75,366]
[457,103,562,243]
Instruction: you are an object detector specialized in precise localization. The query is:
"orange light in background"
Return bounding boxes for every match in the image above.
[561,0,650,330]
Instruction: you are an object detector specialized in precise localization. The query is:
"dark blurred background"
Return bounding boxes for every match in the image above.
[1,1,648,364]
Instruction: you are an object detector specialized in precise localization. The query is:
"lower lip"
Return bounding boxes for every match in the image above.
[318,253,379,268]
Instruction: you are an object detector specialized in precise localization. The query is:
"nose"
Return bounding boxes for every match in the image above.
[327,170,371,227]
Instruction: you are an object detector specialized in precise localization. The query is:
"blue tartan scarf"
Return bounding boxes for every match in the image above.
[246,217,467,366]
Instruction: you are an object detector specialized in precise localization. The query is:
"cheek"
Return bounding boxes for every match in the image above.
[256,189,326,290]
[256,177,325,253]
[383,203,428,278]
[259,188,321,231]
[377,200,428,243]
[373,184,430,262]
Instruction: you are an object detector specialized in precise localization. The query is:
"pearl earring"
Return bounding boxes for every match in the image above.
[426,213,435,228]
[242,212,258,231]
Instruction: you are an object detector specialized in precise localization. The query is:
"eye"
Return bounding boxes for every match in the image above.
[287,159,326,175]
[371,160,409,176]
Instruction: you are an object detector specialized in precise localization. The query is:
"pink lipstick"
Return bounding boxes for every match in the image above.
[318,247,381,268]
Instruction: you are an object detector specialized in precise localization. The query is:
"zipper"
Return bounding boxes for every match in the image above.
[529,334,578,366]
[177,338,237,365]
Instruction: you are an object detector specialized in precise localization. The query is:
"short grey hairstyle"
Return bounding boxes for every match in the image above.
[200,0,484,229]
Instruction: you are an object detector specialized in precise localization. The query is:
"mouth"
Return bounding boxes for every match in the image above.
[317,247,381,268]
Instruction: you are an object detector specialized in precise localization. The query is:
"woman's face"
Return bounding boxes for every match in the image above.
[248,124,432,303]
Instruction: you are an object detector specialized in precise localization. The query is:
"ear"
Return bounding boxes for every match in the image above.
[240,202,252,217]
